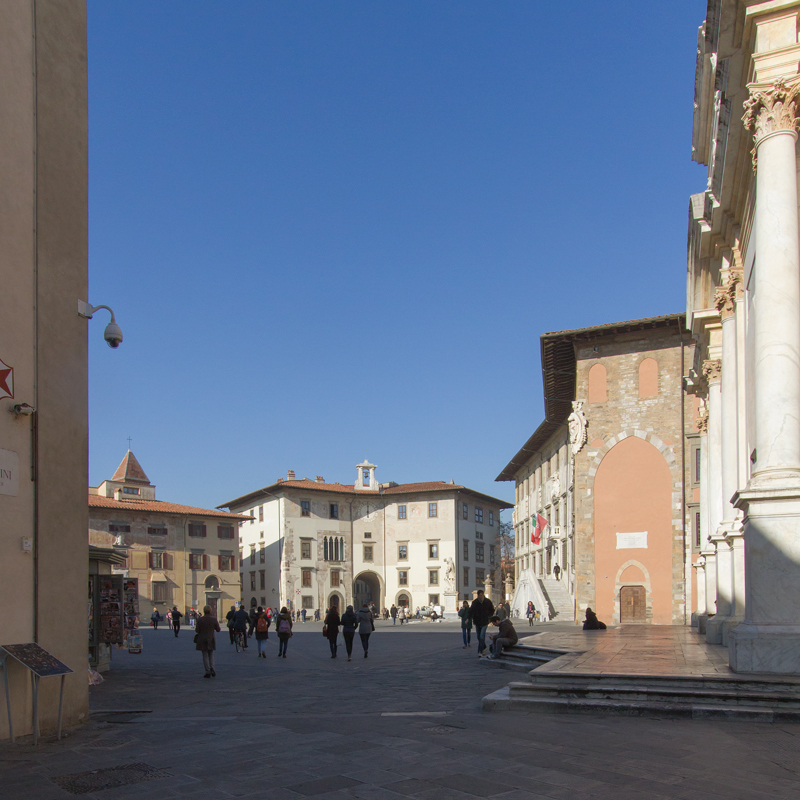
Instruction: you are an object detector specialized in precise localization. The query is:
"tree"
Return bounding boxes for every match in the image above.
[498,520,515,583]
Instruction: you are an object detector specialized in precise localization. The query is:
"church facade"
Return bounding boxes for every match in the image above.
[219,462,510,615]
[499,315,697,627]
[687,0,800,673]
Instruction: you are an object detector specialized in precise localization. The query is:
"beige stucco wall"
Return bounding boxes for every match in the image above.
[0,0,89,739]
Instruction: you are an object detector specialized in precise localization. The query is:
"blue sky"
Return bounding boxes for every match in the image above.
[87,2,708,510]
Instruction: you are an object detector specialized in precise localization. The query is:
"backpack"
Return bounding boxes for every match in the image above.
[256,615,269,633]
[278,618,291,634]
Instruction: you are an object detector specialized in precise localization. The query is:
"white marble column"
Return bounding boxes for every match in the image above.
[701,360,722,633]
[730,78,800,673]
[708,273,745,644]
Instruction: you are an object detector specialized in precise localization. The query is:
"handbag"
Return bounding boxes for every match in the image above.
[322,625,328,637]
[193,633,198,643]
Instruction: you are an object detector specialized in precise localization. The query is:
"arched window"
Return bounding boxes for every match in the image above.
[639,358,658,398]
[588,363,607,403]
[324,537,329,561]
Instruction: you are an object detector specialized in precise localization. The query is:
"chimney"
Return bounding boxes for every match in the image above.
[287,470,295,480]
[315,475,325,483]
[276,478,283,483]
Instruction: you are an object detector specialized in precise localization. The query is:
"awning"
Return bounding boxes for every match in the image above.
[150,573,167,582]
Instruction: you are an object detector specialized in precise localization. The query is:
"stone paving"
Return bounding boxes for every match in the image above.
[2,619,800,799]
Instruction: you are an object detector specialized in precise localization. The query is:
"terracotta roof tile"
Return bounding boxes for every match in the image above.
[89,494,248,520]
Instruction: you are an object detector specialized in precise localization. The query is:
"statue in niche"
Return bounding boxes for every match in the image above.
[568,400,588,455]
[443,557,456,593]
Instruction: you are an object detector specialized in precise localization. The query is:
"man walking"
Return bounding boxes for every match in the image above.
[553,564,561,581]
[469,589,495,658]
[171,606,183,637]
[390,604,397,625]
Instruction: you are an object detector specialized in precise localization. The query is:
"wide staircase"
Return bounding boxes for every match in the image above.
[539,577,574,622]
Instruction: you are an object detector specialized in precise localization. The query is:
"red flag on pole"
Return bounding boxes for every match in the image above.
[532,514,548,545]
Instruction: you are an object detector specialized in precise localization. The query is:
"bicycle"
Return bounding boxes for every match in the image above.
[234,629,245,652]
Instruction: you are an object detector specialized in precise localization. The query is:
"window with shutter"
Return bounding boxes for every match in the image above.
[165,553,174,571]
[217,555,223,570]
[203,554,209,571]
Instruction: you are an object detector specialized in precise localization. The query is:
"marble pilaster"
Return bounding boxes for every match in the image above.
[730,77,800,673]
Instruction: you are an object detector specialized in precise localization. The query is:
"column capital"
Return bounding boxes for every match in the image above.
[743,78,800,166]
[702,358,722,386]
[714,269,744,320]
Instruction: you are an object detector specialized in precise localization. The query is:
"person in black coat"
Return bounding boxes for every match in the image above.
[324,606,341,658]
[232,606,250,647]
[583,607,607,630]
[469,589,495,658]
[171,606,183,637]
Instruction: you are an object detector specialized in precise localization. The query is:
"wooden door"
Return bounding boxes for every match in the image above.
[620,586,646,623]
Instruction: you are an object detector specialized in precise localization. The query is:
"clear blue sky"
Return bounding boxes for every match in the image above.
[87,1,708,510]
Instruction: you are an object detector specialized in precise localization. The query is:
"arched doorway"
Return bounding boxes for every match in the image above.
[396,592,410,608]
[353,571,381,610]
[204,575,221,618]
[327,592,344,612]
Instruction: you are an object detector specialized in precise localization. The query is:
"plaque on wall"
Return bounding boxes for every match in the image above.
[616,531,648,550]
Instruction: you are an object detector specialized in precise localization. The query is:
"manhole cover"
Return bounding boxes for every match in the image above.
[51,763,171,794]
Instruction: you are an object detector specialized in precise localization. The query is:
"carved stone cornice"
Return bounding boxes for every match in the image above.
[743,78,800,168]
[702,358,722,385]
[714,268,743,320]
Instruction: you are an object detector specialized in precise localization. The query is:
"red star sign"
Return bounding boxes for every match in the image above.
[0,358,14,400]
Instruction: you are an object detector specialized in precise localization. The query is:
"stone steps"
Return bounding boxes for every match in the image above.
[539,578,574,622]
[482,671,800,721]
[479,644,568,673]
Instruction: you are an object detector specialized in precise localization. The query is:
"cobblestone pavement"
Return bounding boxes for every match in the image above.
[2,619,800,799]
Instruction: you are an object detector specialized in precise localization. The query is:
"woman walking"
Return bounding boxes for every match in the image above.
[356,603,374,659]
[526,601,536,627]
[324,605,341,658]
[275,606,293,658]
[151,607,161,630]
[458,600,473,648]
[254,606,270,658]
[195,605,220,678]
[341,605,358,661]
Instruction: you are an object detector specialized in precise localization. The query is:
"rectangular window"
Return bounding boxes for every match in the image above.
[330,503,339,519]
[429,569,439,585]
[429,543,438,559]
[476,568,485,584]
[259,530,264,539]
[109,523,131,533]
[331,571,340,587]
[302,569,312,587]
[148,526,167,536]
[217,524,234,539]
[250,572,256,591]
[398,544,408,560]
[475,507,484,523]
[189,553,204,570]
[364,545,373,562]
[691,442,702,487]
[218,555,235,571]
[259,506,264,522]
[302,595,314,609]
[122,487,139,495]
[152,582,167,603]
[188,522,207,538]
[260,570,266,590]
[476,531,483,540]
[398,505,407,520]
[301,541,312,560]
[428,502,437,518]
[462,503,468,520]
[429,594,439,606]
[489,511,494,526]
[364,532,372,539]
[476,543,484,563]
[149,551,165,570]
[463,540,469,561]
[490,545,496,565]
[463,567,469,586]
[398,570,408,586]
[301,500,310,517]
[250,545,256,565]
[259,547,265,564]
[690,504,701,551]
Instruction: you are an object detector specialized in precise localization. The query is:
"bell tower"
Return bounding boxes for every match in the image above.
[355,459,377,491]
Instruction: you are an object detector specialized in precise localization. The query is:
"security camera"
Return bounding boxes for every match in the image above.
[79,301,123,349]
[104,320,123,349]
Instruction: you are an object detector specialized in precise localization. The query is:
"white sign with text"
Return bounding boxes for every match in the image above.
[616,531,647,549]
[0,448,20,496]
